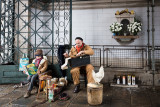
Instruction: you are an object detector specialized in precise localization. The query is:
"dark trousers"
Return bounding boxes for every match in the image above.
[27,74,39,91]
[58,45,66,77]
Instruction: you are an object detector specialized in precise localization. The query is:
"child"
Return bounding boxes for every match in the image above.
[24,49,48,98]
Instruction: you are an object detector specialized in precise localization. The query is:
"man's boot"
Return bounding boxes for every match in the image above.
[24,90,31,98]
[74,84,80,93]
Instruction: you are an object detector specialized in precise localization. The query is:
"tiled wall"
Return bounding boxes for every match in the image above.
[72,7,160,46]
[31,6,160,46]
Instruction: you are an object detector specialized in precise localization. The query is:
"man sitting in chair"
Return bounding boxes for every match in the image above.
[63,37,95,93]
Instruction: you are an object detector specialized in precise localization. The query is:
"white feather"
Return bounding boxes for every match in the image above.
[92,66,104,84]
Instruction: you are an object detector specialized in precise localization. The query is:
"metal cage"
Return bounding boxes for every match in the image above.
[0,0,72,84]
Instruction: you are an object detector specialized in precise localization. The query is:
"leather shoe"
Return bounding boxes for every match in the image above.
[24,91,31,98]
[74,84,80,93]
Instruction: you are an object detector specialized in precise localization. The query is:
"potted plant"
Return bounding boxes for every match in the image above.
[110,22,123,36]
[127,21,142,36]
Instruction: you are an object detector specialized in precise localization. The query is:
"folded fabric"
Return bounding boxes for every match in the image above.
[61,57,71,70]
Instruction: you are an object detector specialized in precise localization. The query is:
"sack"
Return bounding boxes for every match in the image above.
[24,63,38,75]
[19,54,29,71]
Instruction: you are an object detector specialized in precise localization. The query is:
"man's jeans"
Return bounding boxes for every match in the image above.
[27,73,39,91]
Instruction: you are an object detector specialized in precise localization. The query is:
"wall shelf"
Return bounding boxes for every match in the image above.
[112,36,139,39]
[112,36,139,43]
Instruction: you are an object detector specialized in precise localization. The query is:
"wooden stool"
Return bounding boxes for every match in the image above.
[37,75,52,100]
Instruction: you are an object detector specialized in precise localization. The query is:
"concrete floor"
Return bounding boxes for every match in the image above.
[0,83,160,107]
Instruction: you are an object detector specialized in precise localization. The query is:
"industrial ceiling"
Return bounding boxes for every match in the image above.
[36,0,160,9]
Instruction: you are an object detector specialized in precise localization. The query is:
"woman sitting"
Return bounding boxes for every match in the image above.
[24,49,48,98]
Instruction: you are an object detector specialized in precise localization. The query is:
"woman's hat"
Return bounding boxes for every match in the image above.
[35,49,43,56]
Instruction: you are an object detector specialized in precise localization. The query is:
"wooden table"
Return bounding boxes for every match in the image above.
[36,75,52,100]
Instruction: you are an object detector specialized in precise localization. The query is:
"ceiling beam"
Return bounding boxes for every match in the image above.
[31,0,160,10]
